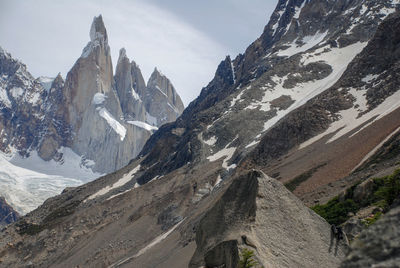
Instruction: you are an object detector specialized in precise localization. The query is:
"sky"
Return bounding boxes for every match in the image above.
[0,0,277,105]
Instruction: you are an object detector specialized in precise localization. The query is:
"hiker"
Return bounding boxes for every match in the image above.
[331,224,337,236]
[193,182,197,193]
[337,226,344,240]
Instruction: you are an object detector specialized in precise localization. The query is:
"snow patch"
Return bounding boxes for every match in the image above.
[352,125,400,172]
[92,92,107,105]
[293,0,306,19]
[262,42,367,133]
[230,60,236,84]
[135,219,183,258]
[207,146,236,170]
[10,87,24,99]
[230,86,249,108]
[380,7,396,16]
[214,175,222,187]
[98,107,126,140]
[87,165,141,201]
[300,89,400,149]
[246,140,260,148]
[362,74,379,83]
[277,31,328,57]
[38,76,54,92]
[204,136,217,146]
[132,89,140,101]
[127,120,158,131]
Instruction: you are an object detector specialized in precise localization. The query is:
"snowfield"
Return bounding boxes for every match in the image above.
[0,148,101,215]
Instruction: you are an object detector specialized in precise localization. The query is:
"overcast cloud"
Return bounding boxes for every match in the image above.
[0,0,276,105]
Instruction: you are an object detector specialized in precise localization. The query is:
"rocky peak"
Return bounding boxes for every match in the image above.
[130,59,147,98]
[0,47,46,155]
[81,14,110,58]
[52,73,64,88]
[89,15,108,43]
[114,48,146,121]
[144,67,184,126]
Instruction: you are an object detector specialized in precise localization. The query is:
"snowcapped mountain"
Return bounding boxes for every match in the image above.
[0,15,184,215]
[0,1,399,267]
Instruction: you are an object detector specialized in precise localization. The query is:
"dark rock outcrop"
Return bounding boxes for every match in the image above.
[0,197,19,226]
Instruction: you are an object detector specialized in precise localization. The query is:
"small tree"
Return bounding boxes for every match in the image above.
[238,248,259,268]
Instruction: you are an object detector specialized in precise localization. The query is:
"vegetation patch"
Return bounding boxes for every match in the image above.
[238,248,259,268]
[312,169,400,226]
[15,220,44,236]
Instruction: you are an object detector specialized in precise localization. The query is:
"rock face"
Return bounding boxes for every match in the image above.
[114,48,147,122]
[341,204,400,267]
[0,46,46,156]
[144,68,185,126]
[61,15,148,173]
[0,197,19,226]
[190,171,347,268]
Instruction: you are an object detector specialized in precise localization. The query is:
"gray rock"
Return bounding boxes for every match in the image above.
[190,171,347,268]
[341,205,400,267]
[342,218,365,241]
[144,68,185,126]
[114,48,147,122]
[353,178,375,204]
[204,240,239,268]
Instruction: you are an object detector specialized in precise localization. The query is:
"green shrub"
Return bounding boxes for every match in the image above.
[312,197,358,225]
[371,169,400,210]
[312,168,400,226]
[238,248,259,268]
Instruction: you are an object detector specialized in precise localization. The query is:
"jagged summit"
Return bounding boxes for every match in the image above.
[89,15,108,42]
[81,15,110,58]
[118,47,127,62]
[145,66,185,125]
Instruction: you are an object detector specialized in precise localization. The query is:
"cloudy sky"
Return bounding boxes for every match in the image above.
[0,0,277,105]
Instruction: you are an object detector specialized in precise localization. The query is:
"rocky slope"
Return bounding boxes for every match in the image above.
[0,0,399,267]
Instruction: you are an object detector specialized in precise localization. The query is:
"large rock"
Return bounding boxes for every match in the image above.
[341,204,400,267]
[190,171,348,268]
[352,178,375,204]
